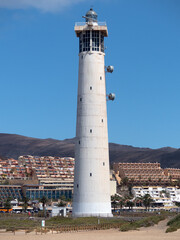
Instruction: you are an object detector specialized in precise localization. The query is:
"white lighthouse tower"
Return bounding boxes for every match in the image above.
[73,9,114,217]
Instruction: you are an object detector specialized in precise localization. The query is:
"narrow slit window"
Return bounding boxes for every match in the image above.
[103,162,105,166]
[101,119,103,123]
[100,76,102,80]
[90,86,92,90]
[90,129,92,133]
[80,98,82,102]
[79,140,80,144]
[77,184,79,188]
[90,173,92,177]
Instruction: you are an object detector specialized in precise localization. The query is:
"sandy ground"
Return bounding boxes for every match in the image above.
[0,220,179,240]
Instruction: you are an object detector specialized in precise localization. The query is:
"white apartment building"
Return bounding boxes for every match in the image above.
[132,186,180,207]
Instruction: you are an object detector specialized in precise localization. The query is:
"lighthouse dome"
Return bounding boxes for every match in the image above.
[85,8,98,22]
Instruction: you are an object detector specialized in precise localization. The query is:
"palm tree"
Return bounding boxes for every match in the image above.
[118,197,125,209]
[22,196,29,212]
[176,179,180,188]
[134,196,143,207]
[40,196,48,217]
[126,200,134,210]
[4,197,12,210]
[60,195,66,201]
[58,195,67,207]
[121,177,129,186]
[128,183,133,196]
[58,200,66,207]
[123,195,133,210]
[142,194,153,211]
[111,194,122,212]
[169,175,173,185]
[0,198,4,207]
[111,195,117,212]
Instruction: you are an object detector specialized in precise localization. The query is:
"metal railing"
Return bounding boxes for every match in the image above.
[75,22,107,26]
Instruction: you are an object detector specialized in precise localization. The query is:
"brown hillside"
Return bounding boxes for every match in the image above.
[0,133,179,168]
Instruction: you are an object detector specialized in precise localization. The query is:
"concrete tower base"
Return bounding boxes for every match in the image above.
[72,213,113,218]
[72,202,113,217]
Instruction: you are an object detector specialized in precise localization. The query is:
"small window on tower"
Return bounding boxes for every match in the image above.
[80,98,82,102]
[103,162,105,166]
[100,76,102,80]
[90,129,92,133]
[79,140,80,144]
[90,86,92,90]
[81,55,83,59]
[90,173,92,177]
[101,119,103,123]
[77,184,79,188]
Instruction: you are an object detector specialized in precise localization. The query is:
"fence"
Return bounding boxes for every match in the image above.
[0,223,124,235]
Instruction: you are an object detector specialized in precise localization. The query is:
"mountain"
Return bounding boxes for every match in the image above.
[0,133,179,168]
[0,134,75,159]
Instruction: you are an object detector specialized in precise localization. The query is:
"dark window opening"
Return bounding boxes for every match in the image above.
[79,141,80,144]
[90,129,92,133]
[80,98,82,102]
[92,31,100,52]
[90,86,92,90]
[101,119,103,123]
[103,162,105,166]
[90,173,92,177]
[79,31,104,53]
[100,76,102,80]
[79,31,90,53]
[101,34,104,53]
[77,184,79,188]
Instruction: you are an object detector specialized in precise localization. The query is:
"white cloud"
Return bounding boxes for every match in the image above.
[0,0,86,12]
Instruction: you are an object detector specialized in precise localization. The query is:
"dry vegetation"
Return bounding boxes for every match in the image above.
[166,214,180,233]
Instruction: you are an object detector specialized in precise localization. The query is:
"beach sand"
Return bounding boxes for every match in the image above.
[0,219,179,240]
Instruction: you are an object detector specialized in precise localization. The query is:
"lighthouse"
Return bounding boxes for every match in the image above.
[72,9,114,217]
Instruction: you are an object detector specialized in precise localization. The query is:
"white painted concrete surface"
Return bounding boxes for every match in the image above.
[72,20,112,217]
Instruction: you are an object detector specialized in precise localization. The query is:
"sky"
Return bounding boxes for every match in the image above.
[0,0,180,149]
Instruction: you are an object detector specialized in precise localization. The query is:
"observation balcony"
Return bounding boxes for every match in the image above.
[75,22,108,37]
[75,22,107,26]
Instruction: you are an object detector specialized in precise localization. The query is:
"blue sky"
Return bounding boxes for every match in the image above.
[0,0,180,149]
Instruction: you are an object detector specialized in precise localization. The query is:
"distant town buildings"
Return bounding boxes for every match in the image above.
[18,155,74,180]
[0,156,180,208]
[0,155,74,200]
[113,162,180,186]
[0,155,74,181]
[164,168,180,181]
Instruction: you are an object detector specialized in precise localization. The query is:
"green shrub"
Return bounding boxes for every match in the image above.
[120,223,137,232]
[166,227,178,233]
[167,214,180,226]
[46,217,125,226]
[120,215,165,232]
[166,214,180,233]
